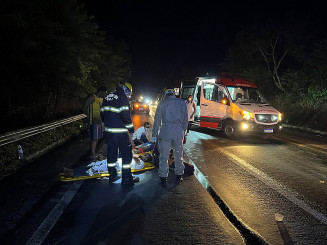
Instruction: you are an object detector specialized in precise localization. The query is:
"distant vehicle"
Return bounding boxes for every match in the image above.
[131,100,150,114]
[178,72,282,138]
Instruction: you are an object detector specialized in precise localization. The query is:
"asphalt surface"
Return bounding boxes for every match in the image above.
[1,106,327,244]
[184,125,327,244]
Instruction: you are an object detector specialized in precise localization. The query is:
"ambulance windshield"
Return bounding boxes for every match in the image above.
[227,86,268,104]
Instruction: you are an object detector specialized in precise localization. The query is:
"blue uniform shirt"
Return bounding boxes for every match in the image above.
[102,87,134,134]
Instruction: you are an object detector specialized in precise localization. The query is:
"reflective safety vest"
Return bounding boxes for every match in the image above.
[102,87,134,134]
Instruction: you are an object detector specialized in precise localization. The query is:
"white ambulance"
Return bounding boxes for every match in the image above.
[179,73,282,138]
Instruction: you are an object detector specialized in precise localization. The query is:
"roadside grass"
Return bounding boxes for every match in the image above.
[270,93,327,132]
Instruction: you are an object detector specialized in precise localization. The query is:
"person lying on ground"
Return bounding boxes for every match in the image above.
[63,153,153,178]
[133,142,154,154]
[117,142,153,157]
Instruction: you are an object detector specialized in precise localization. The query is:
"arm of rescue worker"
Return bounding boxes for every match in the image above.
[119,95,135,134]
[128,132,136,149]
[152,102,162,138]
[182,102,188,132]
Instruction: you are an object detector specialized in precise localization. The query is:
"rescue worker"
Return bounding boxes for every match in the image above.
[151,88,188,188]
[82,86,107,162]
[101,82,139,186]
[132,122,151,146]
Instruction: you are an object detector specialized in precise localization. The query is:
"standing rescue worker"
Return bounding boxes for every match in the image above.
[152,88,188,188]
[102,82,139,186]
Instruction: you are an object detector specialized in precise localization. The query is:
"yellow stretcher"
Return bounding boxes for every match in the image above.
[60,152,156,182]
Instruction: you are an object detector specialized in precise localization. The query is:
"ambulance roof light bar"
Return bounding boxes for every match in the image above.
[198,78,216,85]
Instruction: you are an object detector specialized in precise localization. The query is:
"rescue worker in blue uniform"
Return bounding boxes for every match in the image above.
[151,88,188,188]
[101,82,139,186]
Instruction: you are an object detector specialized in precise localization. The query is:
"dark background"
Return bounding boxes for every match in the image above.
[84,0,324,97]
[1,0,326,133]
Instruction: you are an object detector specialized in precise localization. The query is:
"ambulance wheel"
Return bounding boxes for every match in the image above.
[222,121,238,139]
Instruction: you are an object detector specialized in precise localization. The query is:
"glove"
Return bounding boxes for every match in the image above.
[150,137,156,143]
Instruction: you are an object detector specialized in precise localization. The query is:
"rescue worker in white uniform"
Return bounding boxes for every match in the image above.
[151,89,188,188]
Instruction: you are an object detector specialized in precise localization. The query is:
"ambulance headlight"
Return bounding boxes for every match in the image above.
[240,110,254,120]
[271,115,278,121]
[242,123,249,130]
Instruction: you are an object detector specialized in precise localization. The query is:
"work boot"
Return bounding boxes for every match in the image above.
[159,177,167,189]
[175,175,183,185]
[121,176,140,186]
[109,171,121,183]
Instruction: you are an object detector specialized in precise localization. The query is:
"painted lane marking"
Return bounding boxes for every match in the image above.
[274,136,327,155]
[27,181,84,245]
[218,148,327,226]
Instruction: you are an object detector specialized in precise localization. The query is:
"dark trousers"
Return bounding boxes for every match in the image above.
[106,132,133,180]
[133,134,148,146]
[187,122,191,133]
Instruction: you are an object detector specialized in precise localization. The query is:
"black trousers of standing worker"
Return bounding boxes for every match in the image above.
[106,132,133,182]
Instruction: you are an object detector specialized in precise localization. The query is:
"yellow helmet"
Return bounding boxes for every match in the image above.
[164,88,175,97]
[124,82,132,93]
[121,82,132,95]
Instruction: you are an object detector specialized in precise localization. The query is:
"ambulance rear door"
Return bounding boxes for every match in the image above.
[200,82,227,128]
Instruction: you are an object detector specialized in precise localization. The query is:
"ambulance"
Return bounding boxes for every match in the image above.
[179,73,282,138]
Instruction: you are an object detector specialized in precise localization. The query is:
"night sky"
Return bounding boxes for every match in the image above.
[84,0,324,98]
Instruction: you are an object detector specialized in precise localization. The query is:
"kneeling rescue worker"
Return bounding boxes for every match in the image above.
[152,88,188,188]
[102,82,139,186]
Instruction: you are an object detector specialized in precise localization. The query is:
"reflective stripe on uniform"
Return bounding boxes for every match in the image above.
[125,123,134,129]
[104,127,128,133]
[102,106,129,113]
[120,106,129,112]
[122,164,131,169]
[107,162,116,167]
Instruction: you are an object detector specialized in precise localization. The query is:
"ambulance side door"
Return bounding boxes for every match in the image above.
[200,82,227,128]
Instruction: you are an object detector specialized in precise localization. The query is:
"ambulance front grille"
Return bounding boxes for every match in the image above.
[255,114,278,123]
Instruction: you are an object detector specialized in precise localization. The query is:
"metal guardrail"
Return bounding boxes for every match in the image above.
[0,114,86,147]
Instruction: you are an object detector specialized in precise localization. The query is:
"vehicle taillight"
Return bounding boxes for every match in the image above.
[143,104,148,108]
[135,104,139,108]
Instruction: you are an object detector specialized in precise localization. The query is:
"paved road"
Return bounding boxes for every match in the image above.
[1,105,327,244]
[184,125,327,244]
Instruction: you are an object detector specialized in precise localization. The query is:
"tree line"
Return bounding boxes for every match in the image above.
[0,0,131,133]
[220,12,327,131]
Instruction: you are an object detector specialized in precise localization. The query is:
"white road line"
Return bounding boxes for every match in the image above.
[27,181,84,245]
[273,136,327,155]
[218,148,327,226]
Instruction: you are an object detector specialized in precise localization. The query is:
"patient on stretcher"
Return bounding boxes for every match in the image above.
[63,152,152,178]
[134,142,154,154]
